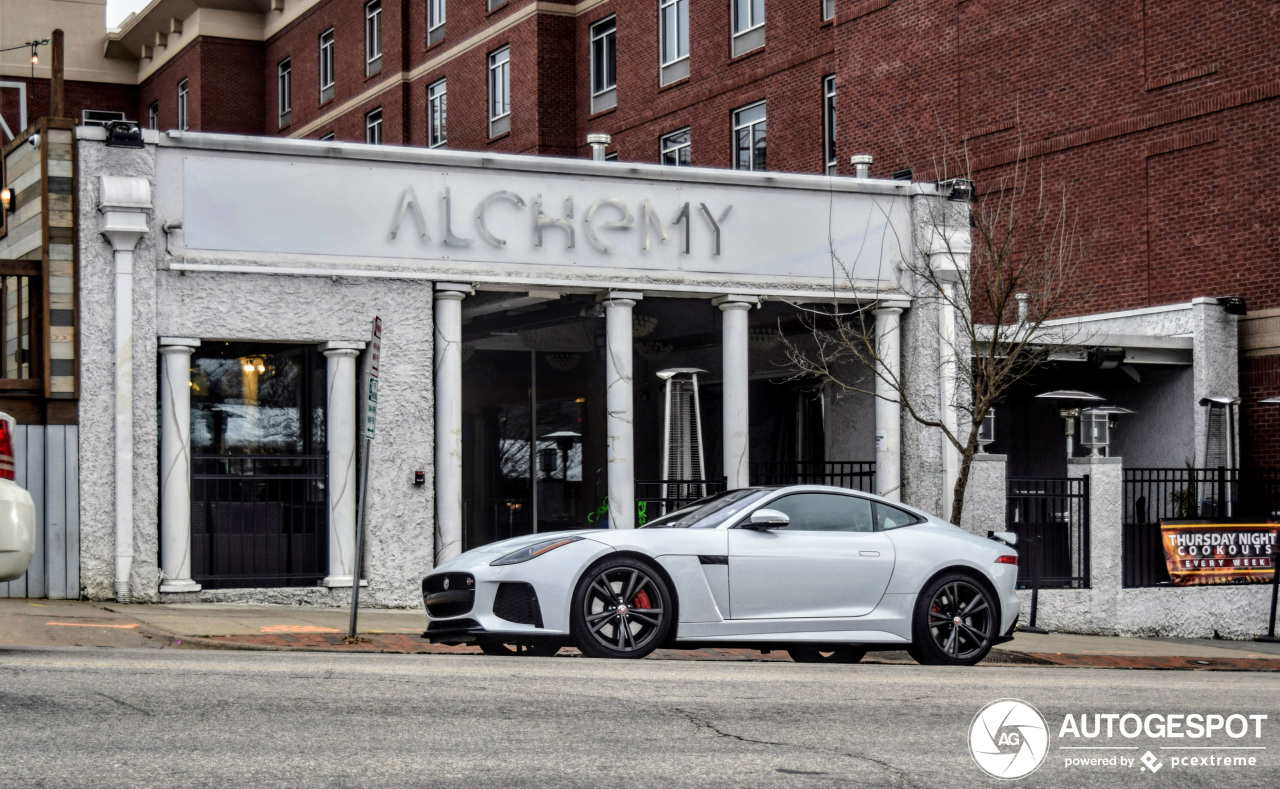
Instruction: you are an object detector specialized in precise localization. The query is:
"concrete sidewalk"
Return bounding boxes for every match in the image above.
[3,598,1279,669]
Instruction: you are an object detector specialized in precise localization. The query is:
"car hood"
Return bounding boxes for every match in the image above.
[431,529,608,573]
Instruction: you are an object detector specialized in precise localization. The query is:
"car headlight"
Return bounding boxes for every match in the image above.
[489,536,583,566]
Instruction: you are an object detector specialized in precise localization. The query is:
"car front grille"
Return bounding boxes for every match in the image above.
[422,573,475,618]
[493,582,543,627]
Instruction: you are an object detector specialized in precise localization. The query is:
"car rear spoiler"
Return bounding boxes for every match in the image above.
[987,531,1017,547]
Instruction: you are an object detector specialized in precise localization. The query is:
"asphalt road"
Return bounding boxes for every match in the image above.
[1,647,1277,789]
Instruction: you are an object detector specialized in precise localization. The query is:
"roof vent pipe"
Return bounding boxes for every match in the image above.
[850,154,874,179]
[587,133,612,162]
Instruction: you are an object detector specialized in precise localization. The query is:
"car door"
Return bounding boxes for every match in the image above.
[727,492,896,619]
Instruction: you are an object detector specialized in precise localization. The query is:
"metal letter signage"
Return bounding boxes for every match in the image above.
[183,154,912,285]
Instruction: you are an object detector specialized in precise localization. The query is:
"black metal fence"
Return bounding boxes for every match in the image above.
[749,461,876,492]
[1006,477,1090,589]
[1123,467,1280,587]
[634,477,728,524]
[191,455,329,588]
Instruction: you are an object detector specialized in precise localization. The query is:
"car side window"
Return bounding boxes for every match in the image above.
[874,502,921,531]
[764,493,874,532]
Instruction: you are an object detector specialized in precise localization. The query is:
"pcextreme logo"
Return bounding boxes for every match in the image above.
[969,700,1271,779]
[969,699,1051,779]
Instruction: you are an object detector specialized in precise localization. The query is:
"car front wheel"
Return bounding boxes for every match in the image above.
[570,556,673,659]
[908,573,997,666]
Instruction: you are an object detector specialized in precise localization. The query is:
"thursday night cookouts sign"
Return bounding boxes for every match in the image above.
[1160,522,1278,585]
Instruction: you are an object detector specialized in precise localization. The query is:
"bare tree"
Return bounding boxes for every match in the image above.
[784,151,1091,525]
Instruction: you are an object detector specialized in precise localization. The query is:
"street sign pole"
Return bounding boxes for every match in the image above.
[348,317,381,641]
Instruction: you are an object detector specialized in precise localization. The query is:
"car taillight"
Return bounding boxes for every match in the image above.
[995,555,1018,565]
[0,419,13,480]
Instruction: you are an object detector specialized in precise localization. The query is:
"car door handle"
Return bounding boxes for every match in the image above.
[859,551,880,557]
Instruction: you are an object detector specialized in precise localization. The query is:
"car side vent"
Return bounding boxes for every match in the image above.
[493,582,543,627]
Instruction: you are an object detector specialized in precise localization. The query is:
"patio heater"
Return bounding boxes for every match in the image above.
[1080,405,1134,457]
[1200,396,1240,518]
[541,431,581,481]
[1035,390,1106,458]
[658,368,707,514]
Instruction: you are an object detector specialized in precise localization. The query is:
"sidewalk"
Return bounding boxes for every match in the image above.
[3,598,1279,669]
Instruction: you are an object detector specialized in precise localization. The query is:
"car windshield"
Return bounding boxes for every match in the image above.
[639,489,768,529]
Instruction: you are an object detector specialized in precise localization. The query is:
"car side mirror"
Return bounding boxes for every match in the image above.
[745,509,789,530]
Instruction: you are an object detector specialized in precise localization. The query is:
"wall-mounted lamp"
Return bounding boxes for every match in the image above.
[105,120,145,149]
[1080,405,1133,457]
[1217,296,1247,316]
[975,409,996,453]
[1,187,13,214]
[939,178,977,203]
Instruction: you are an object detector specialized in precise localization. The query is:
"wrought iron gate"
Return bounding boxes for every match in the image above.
[1006,476,1090,589]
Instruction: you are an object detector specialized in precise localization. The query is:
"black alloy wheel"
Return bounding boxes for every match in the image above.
[570,556,673,659]
[477,640,561,657]
[908,572,997,666]
[787,646,867,664]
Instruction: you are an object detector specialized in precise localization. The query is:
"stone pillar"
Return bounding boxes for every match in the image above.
[320,341,364,587]
[158,338,200,593]
[1190,297,1239,467]
[99,175,151,604]
[874,306,903,501]
[1068,456,1123,594]
[959,453,1007,536]
[601,291,642,529]
[434,283,470,563]
[715,296,756,489]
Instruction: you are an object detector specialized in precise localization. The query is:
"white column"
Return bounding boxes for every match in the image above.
[99,175,151,604]
[434,284,470,563]
[158,338,200,593]
[320,342,364,587]
[715,296,756,489]
[874,306,903,501]
[602,291,642,529]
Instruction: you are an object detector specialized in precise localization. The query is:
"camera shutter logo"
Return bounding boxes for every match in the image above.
[969,699,1050,779]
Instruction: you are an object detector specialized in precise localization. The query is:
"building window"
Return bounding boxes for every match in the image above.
[823,74,836,174]
[590,16,617,114]
[319,28,335,103]
[733,101,766,171]
[428,0,446,46]
[660,127,691,166]
[428,79,447,148]
[148,102,159,130]
[177,79,189,131]
[366,107,383,144]
[278,58,292,128]
[488,46,511,137]
[659,0,690,86]
[604,151,618,162]
[732,0,765,57]
[823,0,834,22]
[365,1,382,76]
[320,132,336,142]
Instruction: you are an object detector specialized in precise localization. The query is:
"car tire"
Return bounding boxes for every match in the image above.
[570,556,673,659]
[787,646,867,664]
[477,640,561,657]
[908,572,998,667]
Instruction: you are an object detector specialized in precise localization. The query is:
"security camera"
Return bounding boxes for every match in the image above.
[27,133,39,147]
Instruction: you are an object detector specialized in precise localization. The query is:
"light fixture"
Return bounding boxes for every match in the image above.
[939,178,977,203]
[1080,406,1133,457]
[1089,347,1126,370]
[632,314,658,338]
[1036,390,1105,458]
[976,409,996,453]
[243,362,255,373]
[1217,296,1247,316]
[1,187,13,213]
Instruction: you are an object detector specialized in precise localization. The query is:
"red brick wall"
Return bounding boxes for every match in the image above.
[1,79,137,129]
[138,41,203,131]
[198,39,265,135]
[1243,356,1280,468]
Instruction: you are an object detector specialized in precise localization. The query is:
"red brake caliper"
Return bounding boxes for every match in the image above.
[633,590,652,609]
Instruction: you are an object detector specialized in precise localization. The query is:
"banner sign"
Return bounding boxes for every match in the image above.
[1160,521,1278,586]
[365,316,381,440]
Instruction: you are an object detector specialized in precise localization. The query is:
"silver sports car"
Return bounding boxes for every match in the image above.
[422,485,1021,665]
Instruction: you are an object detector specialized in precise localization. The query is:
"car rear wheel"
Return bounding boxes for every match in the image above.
[908,573,997,666]
[787,646,867,664]
[477,640,561,657]
[570,556,673,659]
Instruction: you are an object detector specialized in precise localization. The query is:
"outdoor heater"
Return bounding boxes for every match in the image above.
[1035,390,1105,457]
